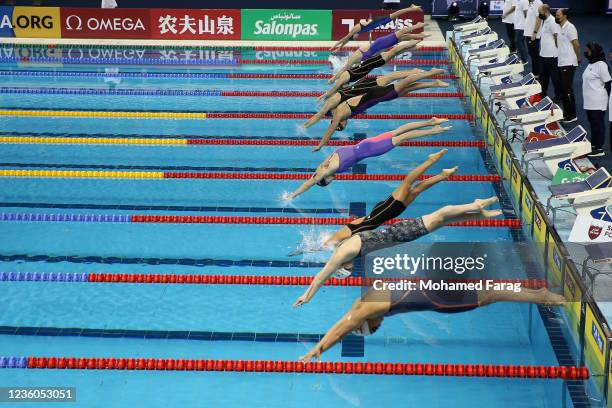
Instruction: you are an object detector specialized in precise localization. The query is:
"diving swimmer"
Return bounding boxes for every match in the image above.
[330,24,429,84]
[288,117,451,199]
[308,71,450,151]
[323,40,423,100]
[330,5,424,51]
[298,283,564,362]
[288,148,457,256]
[292,196,502,306]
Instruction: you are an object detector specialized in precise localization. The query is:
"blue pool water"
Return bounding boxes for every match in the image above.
[0,46,579,407]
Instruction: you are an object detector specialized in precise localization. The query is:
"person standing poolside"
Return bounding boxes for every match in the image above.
[582,43,611,157]
[535,4,561,101]
[555,8,580,123]
[525,0,543,77]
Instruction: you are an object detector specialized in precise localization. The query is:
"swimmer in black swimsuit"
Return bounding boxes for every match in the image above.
[305,69,424,125]
[323,40,421,100]
[293,196,503,307]
[330,4,423,51]
[305,68,449,151]
[288,145,456,256]
[298,283,565,362]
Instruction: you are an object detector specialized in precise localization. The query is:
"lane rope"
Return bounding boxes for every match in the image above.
[0,213,518,227]
[2,356,589,379]
[0,170,498,181]
[0,87,463,99]
[0,272,546,288]
[0,110,474,121]
[0,71,457,80]
[0,136,484,148]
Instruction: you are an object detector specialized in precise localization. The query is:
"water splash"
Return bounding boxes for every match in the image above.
[328,54,348,74]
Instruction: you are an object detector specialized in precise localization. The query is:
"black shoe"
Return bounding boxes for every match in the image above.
[587,149,605,157]
[561,117,577,123]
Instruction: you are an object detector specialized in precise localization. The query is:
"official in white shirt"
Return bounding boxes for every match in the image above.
[512,0,529,61]
[524,0,543,76]
[502,0,517,52]
[609,49,612,156]
[555,9,580,123]
[582,43,611,157]
[535,4,560,100]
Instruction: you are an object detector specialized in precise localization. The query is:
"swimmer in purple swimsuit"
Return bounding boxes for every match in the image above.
[330,4,423,51]
[330,24,429,84]
[292,196,503,307]
[304,68,447,132]
[288,117,451,200]
[298,279,564,362]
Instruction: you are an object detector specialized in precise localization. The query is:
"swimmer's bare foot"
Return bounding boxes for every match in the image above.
[432,79,450,88]
[428,148,448,162]
[429,116,449,126]
[430,68,447,76]
[480,209,502,218]
[537,288,565,306]
[441,166,458,178]
[473,196,499,210]
[431,124,452,134]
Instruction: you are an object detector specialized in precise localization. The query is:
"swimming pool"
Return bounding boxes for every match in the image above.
[0,44,583,407]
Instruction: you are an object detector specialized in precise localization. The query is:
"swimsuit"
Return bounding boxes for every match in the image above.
[347,195,407,234]
[385,286,479,316]
[338,77,379,103]
[357,216,429,255]
[360,15,393,33]
[361,32,400,60]
[334,131,395,173]
[347,54,386,82]
[347,83,398,116]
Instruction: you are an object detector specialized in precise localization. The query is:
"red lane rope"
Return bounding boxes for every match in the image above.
[24,356,589,379]
[186,139,485,147]
[251,46,447,52]
[219,91,463,98]
[225,73,456,80]
[87,273,546,288]
[129,216,517,227]
[237,59,447,66]
[205,113,474,120]
[162,173,499,182]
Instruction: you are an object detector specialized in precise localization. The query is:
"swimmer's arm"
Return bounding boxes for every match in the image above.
[303,98,338,128]
[313,120,338,152]
[290,175,319,199]
[331,26,361,51]
[299,302,382,362]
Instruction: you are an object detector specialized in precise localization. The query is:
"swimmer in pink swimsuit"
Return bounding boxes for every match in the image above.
[288,117,451,200]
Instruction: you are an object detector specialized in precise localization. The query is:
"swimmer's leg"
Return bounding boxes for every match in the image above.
[478,287,565,306]
[380,40,418,61]
[377,69,425,86]
[399,79,450,95]
[323,216,365,247]
[421,196,501,231]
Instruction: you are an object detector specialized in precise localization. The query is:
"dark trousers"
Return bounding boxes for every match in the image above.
[540,56,561,99]
[558,66,577,119]
[504,23,516,52]
[514,29,528,61]
[527,38,540,76]
[586,110,606,150]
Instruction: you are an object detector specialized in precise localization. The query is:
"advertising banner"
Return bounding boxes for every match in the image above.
[150,9,240,40]
[563,265,581,336]
[11,7,61,38]
[546,233,563,285]
[532,204,547,254]
[584,304,608,393]
[494,131,503,168]
[0,7,13,37]
[60,8,150,39]
[608,350,611,408]
[502,146,512,181]
[569,215,612,243]
[521,184,535,228]
[510,160,522,210]
[241,9,331,41]
[331,9,423,40]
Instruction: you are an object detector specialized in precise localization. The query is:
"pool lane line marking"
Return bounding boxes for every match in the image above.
[0,213,520,227]
[0,109,474,121]
[0,88,464,98]
[0,136,484,148]
[0,170,499,182]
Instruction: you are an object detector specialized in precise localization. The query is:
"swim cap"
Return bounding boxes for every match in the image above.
[332,267,352,279]
[352,320,371,336]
